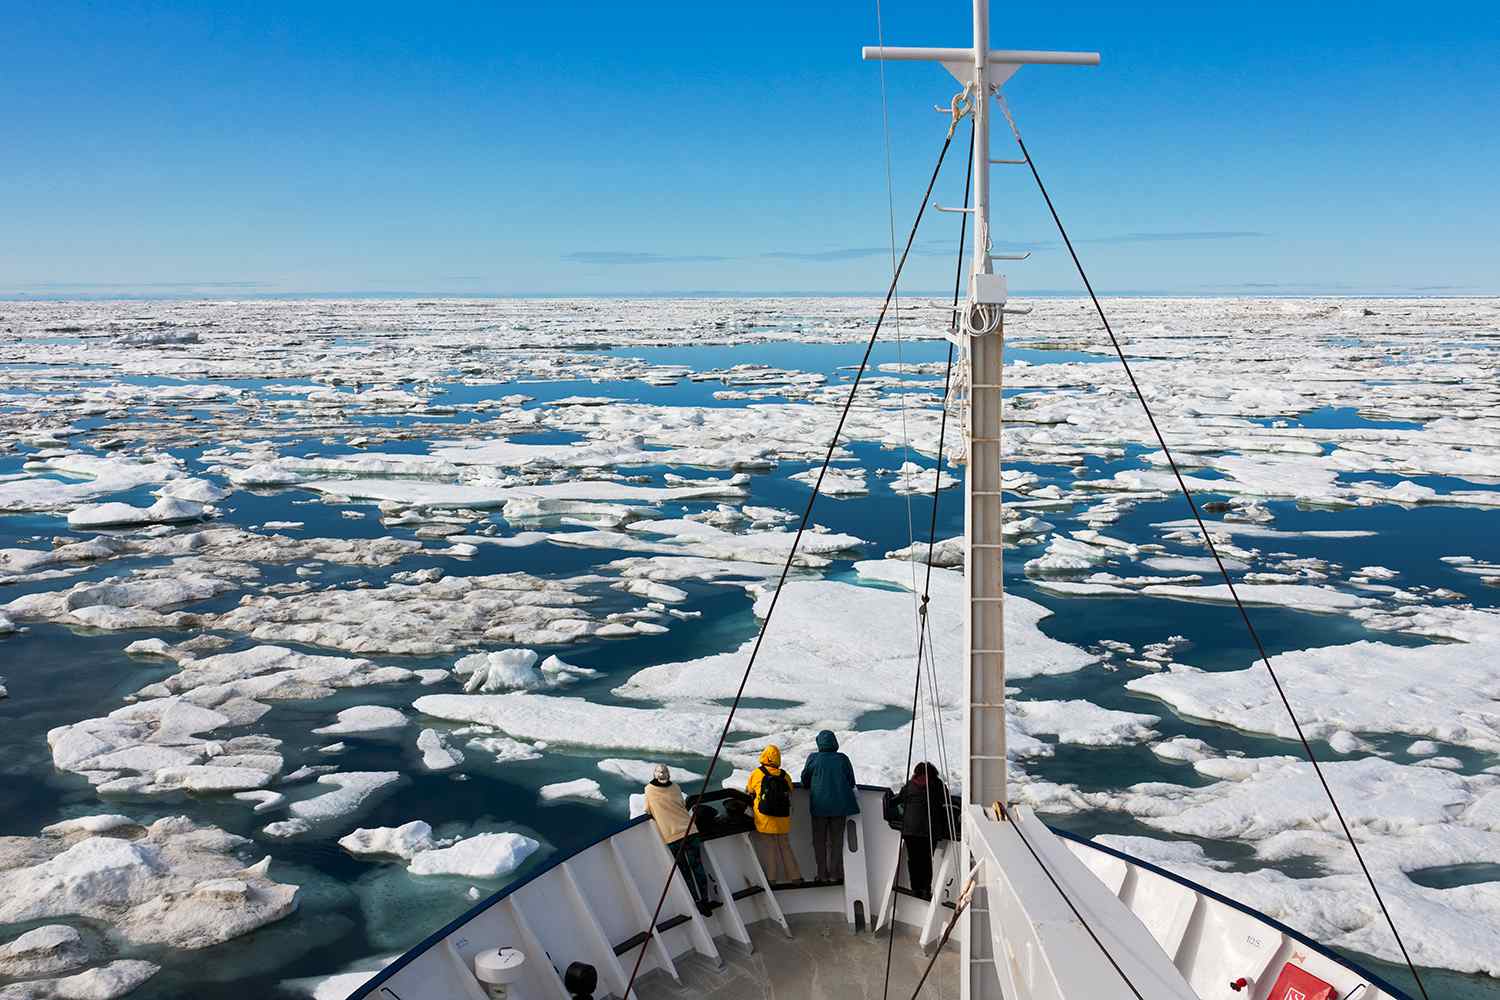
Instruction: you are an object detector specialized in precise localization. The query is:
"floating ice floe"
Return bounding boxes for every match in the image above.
[66,496,212,530]
[133,644,417,704]
[1135,581,1376,612]
[538,778,606,803]
[0,815,296,953]
[312,706,408,736]
[616,561,1094,732]
[453,649,597,693]
[551,517,863,569]
[1150,736,1217,763]
[44,644,426,800]
[415,729,464,771]
[1128,638,1500,752]
[781,694,1157,792]
[881,461,959,495]
[234,790,286,814]
[0,925,95,980]
[596,759,703,785]
[280,958,395,1000]
[0,453,187,514]
[49,705,280,797]
[277,772,403,832]
[157,477,231,504]
[4,569,238,631]
[1349,478,1500,507]
[1143,554,1248,574]
[0,958,162,1000]
[1008,700,1160,749]
[210,572,601,655]
[1023,532,1136,577]
[301,476,750,511]
[464,735,544,763]
[1353,603,1500,643]
[884,535,964,567]
[416,694,726,757]
[615,577,689,603]
[1057,755,1500,977]
[789,465,868,496]
[337,821,445,861]
[404,832,541,879]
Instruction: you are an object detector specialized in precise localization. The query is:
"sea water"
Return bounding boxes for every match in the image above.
[0,297,1497,999]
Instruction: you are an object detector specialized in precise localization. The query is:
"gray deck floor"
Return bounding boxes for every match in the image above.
[632,914,960,1000]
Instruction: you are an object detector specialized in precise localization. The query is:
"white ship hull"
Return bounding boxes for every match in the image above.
[347,786,1410,1000]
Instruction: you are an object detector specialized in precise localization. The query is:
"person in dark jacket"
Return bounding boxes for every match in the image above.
[800,730,859,881]
[893,762,953,900]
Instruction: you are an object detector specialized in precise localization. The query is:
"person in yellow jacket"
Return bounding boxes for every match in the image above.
[744,745,803,884]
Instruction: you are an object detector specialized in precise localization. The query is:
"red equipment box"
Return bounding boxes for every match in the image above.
[1265,963,1337,1000]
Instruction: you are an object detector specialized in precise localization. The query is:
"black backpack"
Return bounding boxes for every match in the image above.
[756,766,791,817]
[881,788,904,830]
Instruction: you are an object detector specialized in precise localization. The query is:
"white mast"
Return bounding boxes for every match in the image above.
[864,8,1096,998]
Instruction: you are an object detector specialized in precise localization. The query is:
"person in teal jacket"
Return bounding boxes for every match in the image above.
[800,730,859,881]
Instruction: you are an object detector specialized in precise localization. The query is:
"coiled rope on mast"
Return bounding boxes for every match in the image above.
[993,91,1433,1000]
[620,122,962,1000]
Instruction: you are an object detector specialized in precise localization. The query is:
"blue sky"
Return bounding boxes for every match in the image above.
[2,1,1496,297]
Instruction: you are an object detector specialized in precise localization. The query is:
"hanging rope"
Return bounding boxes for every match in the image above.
[620,124,961,999]
[993,91,1432,1000]
[879,117,974,1000]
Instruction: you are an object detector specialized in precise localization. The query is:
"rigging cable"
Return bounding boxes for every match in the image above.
[873,0,925,621]
[993,92,1432,1000]
[879,116,974,1000]
[621,123,961,1000]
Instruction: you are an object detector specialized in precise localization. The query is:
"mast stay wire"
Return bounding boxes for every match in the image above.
[992,91,1433,1000]
[621,124,962,1000]
[873,0,926,621]
[880,117,974,1000]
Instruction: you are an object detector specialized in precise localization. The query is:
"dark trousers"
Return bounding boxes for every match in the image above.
[903,836,934,899]
[810,815,846,881]
[671,835,710,902]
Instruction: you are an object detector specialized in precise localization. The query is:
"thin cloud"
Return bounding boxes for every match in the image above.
[1080,231,1267,244]
[17,280,272,290]
[761,247,891,262]
[562,231,1268,268]
[563,251,733,265]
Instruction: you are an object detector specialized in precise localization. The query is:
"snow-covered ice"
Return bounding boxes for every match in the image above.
[311,706,409,736]
[538,778,606,803]
[1128,639,1500,751]
[0,815,296,951]
[415,729,464,771]
[404,833,540,879]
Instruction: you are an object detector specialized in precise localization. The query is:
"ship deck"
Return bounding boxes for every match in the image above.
[633,913,960,1000]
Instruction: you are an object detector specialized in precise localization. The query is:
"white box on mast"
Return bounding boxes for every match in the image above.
[970,272,1007,305]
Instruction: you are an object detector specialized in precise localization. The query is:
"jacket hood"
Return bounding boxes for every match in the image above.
[759,745,782,769]
[815,730,838,752]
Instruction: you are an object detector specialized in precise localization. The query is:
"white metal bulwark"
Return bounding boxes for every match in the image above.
[863,5,1097,998]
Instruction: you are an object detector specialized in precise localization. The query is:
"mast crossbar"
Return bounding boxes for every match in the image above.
[862,46,1100,66]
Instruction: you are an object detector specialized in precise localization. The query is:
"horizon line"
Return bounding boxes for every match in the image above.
[2,289,1496,303]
